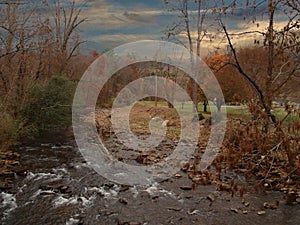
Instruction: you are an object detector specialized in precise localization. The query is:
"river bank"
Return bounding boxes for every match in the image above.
[1,133,299,225]
[1,104,299,224]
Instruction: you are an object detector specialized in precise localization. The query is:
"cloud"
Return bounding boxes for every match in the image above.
[80,0,165,30]
[79,0,293,54]
[82,32,163,52]
[90,33,161,46]
[176,17,292,54]
[123,11,154,24]
[78,0,169,51]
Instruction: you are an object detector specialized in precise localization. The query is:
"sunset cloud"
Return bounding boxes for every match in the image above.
[79,0,292,55]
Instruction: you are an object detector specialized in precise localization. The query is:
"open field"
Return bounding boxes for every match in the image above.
[140,101,300,122]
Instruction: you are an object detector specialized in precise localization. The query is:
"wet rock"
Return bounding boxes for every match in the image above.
[40,184,53,191]
[185,195,193,199]
[140,192,151,198]
[101,210,116,216]
[117,156,124,161]
[167,207,182,211]
[119,197,128,204]
[207,194,216,202]
[174,173,182,178]
[188,209,200,215]
[41,184,71,194]
[78,217,85,225]
[243,201,250,207]
[118,222,141,225]
[40,143,51,147]
[257,210,266,215]
[59,185,70,194]
[0,182,13,190]
[151,195,159,200]
[77,197,85,203]
[103,183,115,189]
[16,169,28,177]
[230,208,239,213]
[180,186,192,191]
[263,201,279,209]
[39,191,56,196]
[128,222,142,225]
[119,185,130,192]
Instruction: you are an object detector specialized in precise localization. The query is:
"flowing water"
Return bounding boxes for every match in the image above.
[0,130,299,225]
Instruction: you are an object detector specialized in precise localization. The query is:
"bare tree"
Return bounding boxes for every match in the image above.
[50,0,87,73]
[164,0,210,112]
[0,0,87,115]
[219,0,300,127]
[0,0,39,113]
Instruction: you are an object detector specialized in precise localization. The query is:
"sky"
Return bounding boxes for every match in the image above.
[80,0,171,52]
[78,0,291,55]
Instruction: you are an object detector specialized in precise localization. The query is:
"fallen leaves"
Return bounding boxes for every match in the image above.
[263,201,279,209]
[211,115,300,198]
[119,197,128,204]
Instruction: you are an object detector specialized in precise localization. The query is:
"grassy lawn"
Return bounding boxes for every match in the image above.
[139,101,300,123]
[139,100,249,116]
[273,108,300,123]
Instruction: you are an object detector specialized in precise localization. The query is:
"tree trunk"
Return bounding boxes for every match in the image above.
[203,100,208,112]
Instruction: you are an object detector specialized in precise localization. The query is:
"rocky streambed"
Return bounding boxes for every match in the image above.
[0,129,299,225]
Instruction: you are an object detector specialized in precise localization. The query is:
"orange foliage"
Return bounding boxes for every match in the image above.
[204,53,255,103]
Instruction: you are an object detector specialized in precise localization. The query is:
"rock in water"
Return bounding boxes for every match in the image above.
[180,186,193,190]
[119,197,128,204]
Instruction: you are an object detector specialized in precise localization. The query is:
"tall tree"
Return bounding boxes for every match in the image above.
[50,0,87,73]
[219,0,300,126]
[0,0,39,114]
[164,0,210,112]
[0,0,87,125]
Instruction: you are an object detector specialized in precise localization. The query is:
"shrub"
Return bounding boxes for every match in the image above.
[22,75,75,132]
[0,110,19,145]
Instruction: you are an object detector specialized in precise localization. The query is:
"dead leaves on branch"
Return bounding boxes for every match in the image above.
[207,106,300,204]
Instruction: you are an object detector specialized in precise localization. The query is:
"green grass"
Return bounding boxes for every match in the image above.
[139,100,249,115]
[138,101,300,126]
[273,108,300,123]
